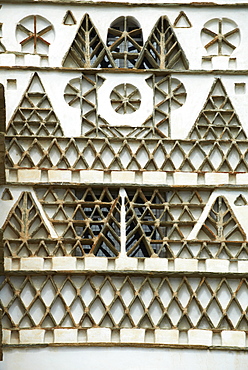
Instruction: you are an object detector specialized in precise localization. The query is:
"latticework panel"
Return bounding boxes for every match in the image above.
[124,188,211,257]
[188,79,246,140]
[6,137,248,172]
[4,240,248,260]
[107,16,143,68]
[1,274,248,332]
[62,14,188,71]
[62,14,115,68]
[135,16,189,70]
[3,187,121,257]
[6,73,63,137]
[2,186,248,258]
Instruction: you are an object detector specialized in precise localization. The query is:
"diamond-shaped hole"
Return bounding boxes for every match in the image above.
[159,282,173,307]
[167,300,182,326]
[81,281,96,306]
[1,283,14,306]
[148,300,163,325]
[50,297,66,325]
[120,282,134,306]
[140,282,154,306]
[207,300,222,327]
[20,282,36,307]
[61,280,76,306]
[129,298,144,325]
[100,281,115,306]
[29,298,46,325]
[71,298,84,324]
[8,298,25,324]
[90,297,105,325]
[177,283,191,308]
[40,279,56,306]
[110,298,125,324]
[216,283,232,309]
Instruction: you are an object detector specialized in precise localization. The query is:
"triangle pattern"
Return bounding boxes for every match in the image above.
[63,10,77,25]
[1,188,13,200]
[197,196,246,242]
[3,191,51,240]
[6,73,64,137]
[62,13,116,68]
[173,11,192,28]
[188,78,247,139]
[135,15,189,70]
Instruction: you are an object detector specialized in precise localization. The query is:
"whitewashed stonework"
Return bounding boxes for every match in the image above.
[1,0,248,369]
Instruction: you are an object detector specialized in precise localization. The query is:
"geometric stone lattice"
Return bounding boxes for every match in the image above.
[107,16,143,68]
[4,239,248,260]
[110,84,141,114]
[36,187,121,257]
[6,73,64,137]
[197,196,246,242]
[125,188,211,257]
[145,75,186,137]
[3,191,51,241]
[135,15,189,70]
[64,74,106,136]
[201,18,240,56]
[6,135,248,172]
[188,78,246,140]
[1,274,248,331]
[16,15,54,54]
[62,13,115,68]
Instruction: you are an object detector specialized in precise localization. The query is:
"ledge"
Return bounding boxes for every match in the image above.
[2,329,248,350]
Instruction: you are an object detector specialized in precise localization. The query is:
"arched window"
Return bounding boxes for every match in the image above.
[107,16,143,68]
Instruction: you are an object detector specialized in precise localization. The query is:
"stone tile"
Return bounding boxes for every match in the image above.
[143,171,166,185]
[174,258,198,271]
[115,257,138,270]
[238,261,248,273]
[87,328,111,342]
[48,170,71,183]
[18,169,41,183]
[155,329,179,344]
[2,329,11,344]
[144,258,168,271]
[4,257,11,270]
[236,173,248,185]
[25,54,40,66]
[84,257,108,270]
[20,329,45,344]
[188,330,212,346]
[52,257,76,270]
[54,329,78,343]
[20,257,44,270]
[174,172,198,186]
[111,171,135,184]
[205,259,229,272]
[221,331,245,347]
[80,170,104,184]
[205,173,229,185]
[120,329,145,343]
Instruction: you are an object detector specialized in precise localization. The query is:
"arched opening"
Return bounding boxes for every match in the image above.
[107,16,143,68]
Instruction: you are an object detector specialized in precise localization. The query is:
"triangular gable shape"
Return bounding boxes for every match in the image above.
[188,79,247,139]
[6,73,64,137]
[197,196,246,242]
[62,13,116,68]
[1,188,13,200]
[3,191,51,240]
[135,16,189,70]
[63,10,77,25]
[173,11,192,28]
